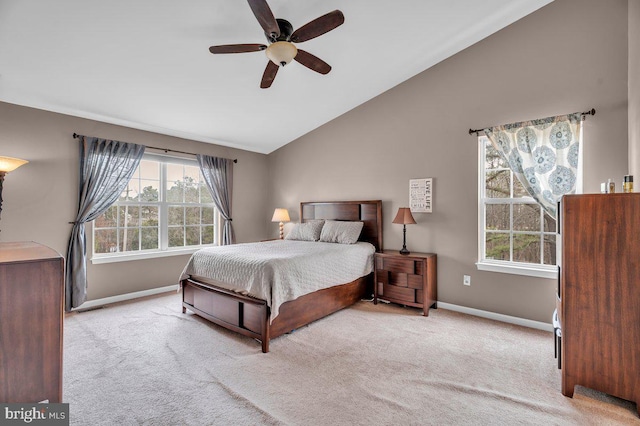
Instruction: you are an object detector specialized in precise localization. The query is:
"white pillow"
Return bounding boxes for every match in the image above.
[319,220,364,244]
[285,220,325,241]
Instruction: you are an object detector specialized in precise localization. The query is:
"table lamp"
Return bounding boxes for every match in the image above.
[271,208,290,239]
[392,207,416,255]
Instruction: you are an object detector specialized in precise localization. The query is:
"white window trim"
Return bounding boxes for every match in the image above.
[91,153,220,263]
[91,246,203,264]
[477,135,558,279]
[476,259,558,279]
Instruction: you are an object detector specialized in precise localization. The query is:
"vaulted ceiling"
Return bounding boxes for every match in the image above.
[0,0,553,153]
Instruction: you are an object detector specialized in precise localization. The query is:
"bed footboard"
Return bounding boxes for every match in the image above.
[182,279,271,352]
[181,274,371,353]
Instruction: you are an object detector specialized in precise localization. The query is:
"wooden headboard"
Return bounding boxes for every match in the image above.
[300,200,383,252]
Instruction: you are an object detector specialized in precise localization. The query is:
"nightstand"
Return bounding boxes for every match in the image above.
[373,250,437,316]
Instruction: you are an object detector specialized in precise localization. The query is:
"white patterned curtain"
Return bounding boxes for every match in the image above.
[484,112,583,218]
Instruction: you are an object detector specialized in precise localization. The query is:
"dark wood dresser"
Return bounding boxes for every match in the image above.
[373,250,437,316]
[0,242,64,403]
[558,193,639,416]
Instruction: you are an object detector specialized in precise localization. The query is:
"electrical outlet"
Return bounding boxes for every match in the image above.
[463,275,471,286]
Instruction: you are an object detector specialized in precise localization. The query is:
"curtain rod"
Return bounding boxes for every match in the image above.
[468,108,596,136]
[72,133,237,163]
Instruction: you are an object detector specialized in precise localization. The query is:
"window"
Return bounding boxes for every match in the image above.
[92,154,220,262]
[478,136,557,278]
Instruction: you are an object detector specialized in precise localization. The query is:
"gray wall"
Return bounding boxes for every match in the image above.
[267,0,630,323]
[630,0,640,176]
[0,102,270,300]
[0,0,632,321]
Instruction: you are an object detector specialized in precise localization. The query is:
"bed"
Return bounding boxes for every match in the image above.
[180,200,383,353]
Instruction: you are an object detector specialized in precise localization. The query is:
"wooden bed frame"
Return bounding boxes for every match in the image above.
[181,200,383,353]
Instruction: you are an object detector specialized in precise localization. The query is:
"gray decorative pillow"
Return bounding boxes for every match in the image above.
[319,220,364,244]
[285,220,325,241]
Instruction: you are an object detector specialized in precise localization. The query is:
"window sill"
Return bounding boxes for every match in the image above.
[476,260,558,279]
[91,247,209,264]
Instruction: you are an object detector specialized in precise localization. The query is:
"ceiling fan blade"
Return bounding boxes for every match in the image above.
[260,61,279,88]
[290,10,344,43]
[247,0,280,39]
[209,44,267,54]
[294,49,331,75]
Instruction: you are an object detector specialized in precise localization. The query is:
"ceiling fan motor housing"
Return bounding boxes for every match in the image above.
[267,19,294,42]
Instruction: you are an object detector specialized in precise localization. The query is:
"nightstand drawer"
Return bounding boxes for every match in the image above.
[378,283,415,303]
[389,272,408,287]
[407,274,423,289]
[383,257,415,274]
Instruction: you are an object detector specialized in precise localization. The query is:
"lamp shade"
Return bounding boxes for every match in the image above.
[392,208,416,225]
[0,156,28,173]
[266,41,298,67]
[271,208,290,223]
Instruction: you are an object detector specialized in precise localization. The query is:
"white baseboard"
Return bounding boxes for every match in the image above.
[74,284,180,311]
[437,302,553,332]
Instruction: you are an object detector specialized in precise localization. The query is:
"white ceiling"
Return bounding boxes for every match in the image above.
[0,0,552,154]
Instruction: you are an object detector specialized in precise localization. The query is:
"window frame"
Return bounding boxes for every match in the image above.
[91,152,221,264]
[477,135,557,279]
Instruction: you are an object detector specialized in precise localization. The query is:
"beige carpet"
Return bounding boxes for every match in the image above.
[64,293,638,425]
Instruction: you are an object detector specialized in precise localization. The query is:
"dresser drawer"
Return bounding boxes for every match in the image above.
[378,282,415,303]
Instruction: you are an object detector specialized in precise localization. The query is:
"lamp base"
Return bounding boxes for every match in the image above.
[399,224,410,255]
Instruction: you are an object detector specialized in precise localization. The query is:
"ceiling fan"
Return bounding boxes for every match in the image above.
[209,0,344,88]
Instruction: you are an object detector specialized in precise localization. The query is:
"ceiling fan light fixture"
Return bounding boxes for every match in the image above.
[266,41,298,67]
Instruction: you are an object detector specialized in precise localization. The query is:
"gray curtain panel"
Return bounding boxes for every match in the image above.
[65,136,145,311]
[196,155,235,245]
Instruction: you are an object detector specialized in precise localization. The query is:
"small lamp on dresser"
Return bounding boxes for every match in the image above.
[392,207,416,255]
[272,208,290,239]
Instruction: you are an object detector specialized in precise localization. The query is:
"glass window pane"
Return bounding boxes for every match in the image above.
[185,207,200,225]
[141,227,159,250]
[485,143,509,169]
[184,165,200,183]
[139,160,159,180]
[169,227,184,248]
[202,207,214,224]
[185,226,200,246]
[513,204,540,231]
[141,206,159,226]
[121,181,140,202]
[513,234,540,264]
[485,170,511,198]
[139,180,159,202]
[486,204,510,231]
[168,206,184,226]
[544,234,556,265]
[95,206,118,228]
[200,185,213,203]
[183,179,198,203]
[94,229,118,253]
[202,225,214,245]
[543,213,557,233]
[167,164,184,203]
[123,206,139,226]
[513,178,530,198]
[119,228,140,252]
[485,232,510,261]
